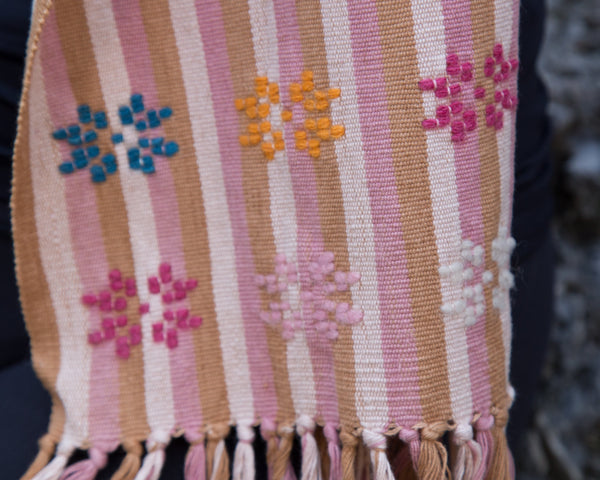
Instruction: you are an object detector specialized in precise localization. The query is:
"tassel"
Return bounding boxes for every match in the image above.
[59,448,108,480]
[362,431,394,480]
[398,429,420,474]
[415,422,451,480]
[296,416,321,480]
[260,419,278,480]
[272,426,295,480]
[184,437,206,480]
[323,424,340,480]
[30,450,72,480]
[474,415,494,479]
[206,425,230,480]
[111,441,143,480]
[452,424,482,480]
[21,434,58,480]
[484,407,512,480]
[339,430,358,480]
[134,431,170,480]
[233,423,255,480]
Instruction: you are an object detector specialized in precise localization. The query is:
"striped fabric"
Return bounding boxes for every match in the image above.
[12,1,519,479]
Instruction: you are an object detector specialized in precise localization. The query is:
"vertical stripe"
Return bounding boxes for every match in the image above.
[246,0,318,422]
[346,0,423,427]
[29,51,88,449]
[84,0,176,438]
[216,0,291,425]
[319,0,389,432]
[410,0,475,424]
[375,0,454,421]
[294,0,360,430]
[55,0,148,443]
[111,0,203,437]
[272,0,340,426]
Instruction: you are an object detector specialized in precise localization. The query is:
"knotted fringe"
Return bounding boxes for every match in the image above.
[272,426,296,480]
[296,416,322,480]
[30,446,73,480]
[21,434,59,480]
[111,441,143,480]
[134,431,170,480]
[58,448,108,480]
[233,423,256,480]
[323,424,341,480]
[184,434,206,480]
[484,406,512,480]
[206,424,230,480]
[397,429,420,480]
[260,419,279,480]
[451,424,482,480]
[339,430,358,480]
[414,422,453,480]
[474,415,494,479]
[362,431,394,480]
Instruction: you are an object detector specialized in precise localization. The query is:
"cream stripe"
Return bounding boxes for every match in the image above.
[167,0,255,423]
[246,0,318,421]
[320,0,389,431]
[494,0,516,377]
[83,0,175,436]
[410,0,473,424]
[30,54,90,448]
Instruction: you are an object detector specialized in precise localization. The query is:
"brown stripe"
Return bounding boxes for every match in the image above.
[13,56,65,447]
[469,0,507,407]
[375,0,453,422]
[217,0,295,425]
[137,0,231,428]
[294,1,359,431]
[54,0,148,442]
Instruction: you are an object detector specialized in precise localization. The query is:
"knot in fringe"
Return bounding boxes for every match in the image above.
[362,430,386,451]
[454,423,474,445]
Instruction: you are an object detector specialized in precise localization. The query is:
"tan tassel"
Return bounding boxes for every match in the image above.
[111,440,143,480]
[484,406,512,480]
[272,426,295,480]
[20,434,57,480]
[339,429,359,480]
[206,424,231,480]
[415,422,453,480]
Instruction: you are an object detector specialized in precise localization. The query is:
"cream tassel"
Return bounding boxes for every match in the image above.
[362,430,394,480]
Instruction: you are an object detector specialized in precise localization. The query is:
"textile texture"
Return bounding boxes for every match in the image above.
[12,0,519,479]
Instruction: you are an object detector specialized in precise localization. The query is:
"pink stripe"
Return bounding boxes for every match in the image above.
[272,0,340,425]
[441,2,492,413]
[40,10,119,451]
[193,0,278,423]
[111,0,203,438]
[346,0,422,427]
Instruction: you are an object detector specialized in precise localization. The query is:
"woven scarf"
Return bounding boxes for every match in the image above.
[13,1,519,479]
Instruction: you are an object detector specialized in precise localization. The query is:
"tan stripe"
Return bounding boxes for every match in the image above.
[217,0,295,424]
[53,0,148,441]
[294,2,359,431]
[469,0,507,406]
[376,0,453,422]
[137,0,231,428]
[12,55,65,446]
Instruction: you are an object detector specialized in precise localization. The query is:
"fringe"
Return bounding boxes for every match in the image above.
[206,425,230,480]
[474,415,494,479]
[58,448,108,480]
[339,430,358,480]
[184,437,206,480]
[232,423,256,480]
[297,416,322,480]
[451,425,482,480]
[362,431,394,480]
[111,441,143,480]
[484,406,512,480]
[21,434,58,480]
[323,424,341,480]
[30,451,71,480]
[134,432,169,480]
[272,426,295,480]
[414,422,452,480]
[260,419,279,480]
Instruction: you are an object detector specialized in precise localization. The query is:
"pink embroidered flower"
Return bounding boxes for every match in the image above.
[482,44,518,130]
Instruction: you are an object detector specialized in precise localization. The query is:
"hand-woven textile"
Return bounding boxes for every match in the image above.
[12,0,519,479]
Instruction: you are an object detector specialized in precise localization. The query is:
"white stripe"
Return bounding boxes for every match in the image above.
[410,0,473,424]
[247,0,318,419]
[167,0,255,423]
[30,54,89,448]
[320,0,389,431]
[494,0,516,376]
[83,1,175,436]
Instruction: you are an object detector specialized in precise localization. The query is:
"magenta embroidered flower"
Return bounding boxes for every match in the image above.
[482,43,518,130]
[256,252,362,341]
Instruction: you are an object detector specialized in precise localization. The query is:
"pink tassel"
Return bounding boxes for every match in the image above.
[59,448,107,480]
[474,416,495,479]
[185,440,206,480]
[398,429,420,472]
[283,463,297,480]
[323,424,340,480]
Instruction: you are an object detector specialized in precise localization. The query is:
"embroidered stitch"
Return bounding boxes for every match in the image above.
[52,105,117,183]
[236,77,285,161]
[83,269,141,359]
[490,228,516,312]
[287,71,345,158]
[419,55,477,142]
[114,94,179,174]
[255,252,362,341]
[482,44,518,130]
